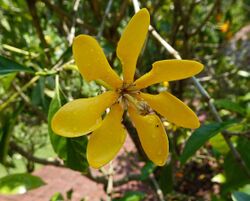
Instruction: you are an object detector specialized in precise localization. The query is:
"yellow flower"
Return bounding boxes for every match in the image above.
[219,21,230,33]
[51,8,203,168]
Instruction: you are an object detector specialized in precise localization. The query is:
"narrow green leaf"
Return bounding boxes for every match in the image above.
[0,173,45,195]
[232,191,250,201]
[50,192,64,201]
[223,138,250,193]
[215,99,245,115]
[113,191,145,201]
[48,84,67,160]
[140,161,156,180]
[158,164,173,194]
[0,55,34,75]
[65,137,88,172]
[31,77,49,112]
[180,121,236,164]
[0,107,22,164]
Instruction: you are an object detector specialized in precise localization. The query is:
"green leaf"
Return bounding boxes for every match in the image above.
[180,121,236,164]
[215,99,245,115]
[209,134,229,155]
[223,138,250,193]
[31,77,49,113]
[65,137,88,172]
[0,173,45,195]
[0,55,34,75]
[0,106,22,164]
[232,191,250,201]
[113,191,145,201]
[48,78,89,172]
[158,164,173,194]
[50,192,64,201]
[48,83,67,160]
[0,73,16,91]
[140,161,156,180]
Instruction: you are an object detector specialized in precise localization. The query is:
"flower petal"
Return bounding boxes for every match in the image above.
[87,103,126,168]
[138,92,200,129]
[117,8,150,84]
[134,60,203,89]
[51,91,119,137]
[73,35,122,89]
[128,106,169,166]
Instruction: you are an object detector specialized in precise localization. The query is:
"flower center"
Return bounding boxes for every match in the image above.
[116,83,151,115]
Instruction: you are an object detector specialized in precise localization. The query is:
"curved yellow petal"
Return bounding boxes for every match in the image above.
[128,106,169,166]
[51,91,119,137]
[73,35,122,89]
[117,8,150,84]
[138,92,200,129]
[134,60,204,89]
[87,103,126,168]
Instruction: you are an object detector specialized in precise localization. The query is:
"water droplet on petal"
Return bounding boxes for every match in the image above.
[151,133,156,138]
[157,150,163,155]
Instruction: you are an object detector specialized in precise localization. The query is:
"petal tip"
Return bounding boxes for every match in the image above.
[192,120,201,129]
[139,8,150,16]
[192,60,204,73]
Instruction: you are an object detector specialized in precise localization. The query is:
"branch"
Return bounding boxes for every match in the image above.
[0,76,40,111]
[86,169,141,186]
[39,0,71,24]
[189,0,220,36]
[132,0,250,179]
[11,82,47,121]
[10,141,63,167]
[226,130,250,139]
[106,162,114,201]
[67,0,81,45]
[150,174,165,201]
[39,0,95,33]
[26,0,51,64]
[97,0,114,38]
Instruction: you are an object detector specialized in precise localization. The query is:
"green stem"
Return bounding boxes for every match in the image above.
[0,76,40,111]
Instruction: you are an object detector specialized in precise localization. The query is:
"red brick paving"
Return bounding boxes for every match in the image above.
[0,135,157,201]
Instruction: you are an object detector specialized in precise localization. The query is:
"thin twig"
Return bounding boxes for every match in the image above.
[150,174,165,201]
[106,162,114,201]
[97,0,113,38]
[189,0,220,36]
[26,0,51,65]
[68,0,81,45]
[39,0,71,24]
[86,168,141,186]
[10,141,63,167]
[132,0,250,179]
[11,82,47,121]
[0,76,40,111]
[40,0,94,33]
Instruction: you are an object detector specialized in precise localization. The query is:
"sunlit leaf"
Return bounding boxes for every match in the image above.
[215,99,245,115]
[232,191,250,201]
[180,121,236,164]
[113,191,145,201]
[0,173,45,195]
[50,192,64,201]
[223,138,250,193]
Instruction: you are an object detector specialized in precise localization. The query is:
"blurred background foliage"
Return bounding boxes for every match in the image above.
[0,0,250,200]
